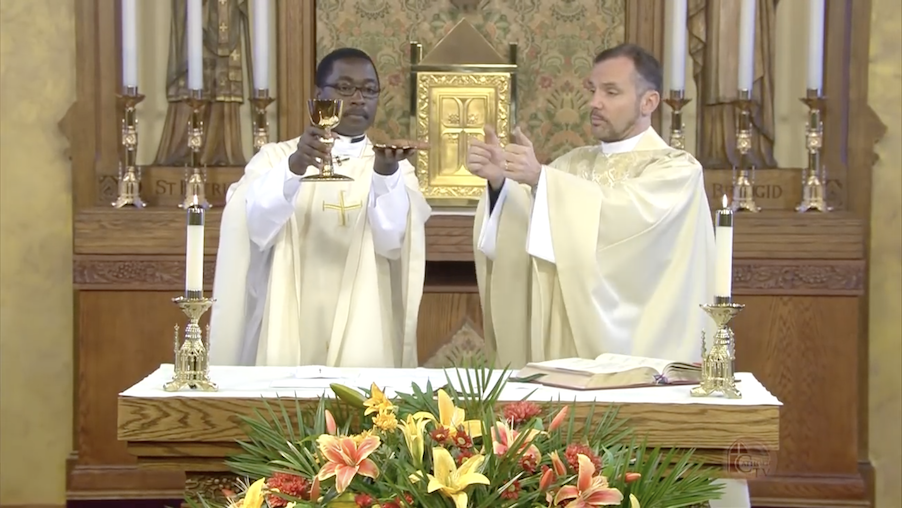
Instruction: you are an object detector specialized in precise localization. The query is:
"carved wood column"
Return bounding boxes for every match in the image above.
[277,0,316,141]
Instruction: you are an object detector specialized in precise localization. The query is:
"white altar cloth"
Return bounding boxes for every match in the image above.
[121,364,782,408]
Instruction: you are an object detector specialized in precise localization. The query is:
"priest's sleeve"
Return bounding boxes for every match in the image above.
[473,178,534,368]
[529,149,716,362]
[367,162,412,260]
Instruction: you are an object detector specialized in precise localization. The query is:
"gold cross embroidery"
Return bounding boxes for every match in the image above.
[322,191,362,227]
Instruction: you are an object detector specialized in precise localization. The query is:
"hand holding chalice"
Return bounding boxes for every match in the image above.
[302,98,353,182]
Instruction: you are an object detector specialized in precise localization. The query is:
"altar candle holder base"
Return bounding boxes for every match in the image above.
[250,89,275,153]
[113,88,146,209]
[732,90,760,213]
[797,89,832,213]
[663,89,692,150]
[163,295,217,392]
[180,90,211,210]
[691,297,744,399]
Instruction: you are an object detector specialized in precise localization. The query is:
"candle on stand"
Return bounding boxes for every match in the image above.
[185,206,205,295]
[669,0,688,91]
[737,0,757,91]
[121,0,138,88]
[715,195,734,299]
[807,0,825,91]
[253,0,270,90]
[187,0,203,90]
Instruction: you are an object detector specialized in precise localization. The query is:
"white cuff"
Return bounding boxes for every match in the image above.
[370,168,403,197]
[526,167,555,263]
[477,179,511,260]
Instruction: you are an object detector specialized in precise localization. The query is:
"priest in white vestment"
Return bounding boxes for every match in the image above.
[210,48,430,368]
[468,43,748,508]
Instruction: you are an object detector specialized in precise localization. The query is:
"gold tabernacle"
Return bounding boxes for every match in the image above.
[304,98,353,182]
[410,19,518,207]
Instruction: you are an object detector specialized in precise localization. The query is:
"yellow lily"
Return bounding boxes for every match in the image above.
[399,413,429,465]
[363,383,394,416]
[228,477,266,508]
[630,493,641,508]
[426,447,491,508]
[414,389,482,438]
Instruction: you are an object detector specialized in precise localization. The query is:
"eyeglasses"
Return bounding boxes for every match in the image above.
[324,83,381,99]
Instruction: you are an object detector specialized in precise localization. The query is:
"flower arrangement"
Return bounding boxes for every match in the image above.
[189,362,723,508]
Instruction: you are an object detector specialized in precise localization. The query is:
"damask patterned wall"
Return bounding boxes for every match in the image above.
[316,0,625,162]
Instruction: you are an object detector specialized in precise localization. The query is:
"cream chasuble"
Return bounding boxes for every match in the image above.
[474,129,749,508]
[210,136,430,368]
[474,127,716,368]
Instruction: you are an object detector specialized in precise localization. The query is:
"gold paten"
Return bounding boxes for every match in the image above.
[410,19,518,207]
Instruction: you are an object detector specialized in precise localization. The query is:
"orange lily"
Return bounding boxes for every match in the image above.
[315,434,381,493]
[553,454,624,507]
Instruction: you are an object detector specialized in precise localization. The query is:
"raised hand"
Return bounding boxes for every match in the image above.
[289,125,336,175]
[502,126,542,187]
[466,125,505,189]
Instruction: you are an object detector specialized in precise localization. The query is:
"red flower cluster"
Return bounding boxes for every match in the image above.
[502,401,542,426]
[500,479,522,500]
[563,443,602,472]
[379,493,414,508]
[265,472,310,507]
[354,493,375,507]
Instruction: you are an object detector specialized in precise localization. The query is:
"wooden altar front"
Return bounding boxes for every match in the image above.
[67,1,883,507]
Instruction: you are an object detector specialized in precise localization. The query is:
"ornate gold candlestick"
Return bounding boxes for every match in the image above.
[163,295,217,392]
[112,87,146,208]
[691,297,744,399]
[180,89,211,209]
[250,88,275,153]
[732,89,760,212]
[663,89,692,150]
[797,89,831,212]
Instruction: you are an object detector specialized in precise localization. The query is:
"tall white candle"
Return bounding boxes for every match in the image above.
[253,0,270,90]
[714,195,734,298]
[187,0,203,91]
[121,0,138,88]
[185,206,205,294]
[807,0,825,91]
[669,0,688,91]
[737,0,757,91]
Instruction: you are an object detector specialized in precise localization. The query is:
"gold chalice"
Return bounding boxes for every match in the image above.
[304,99,354,182]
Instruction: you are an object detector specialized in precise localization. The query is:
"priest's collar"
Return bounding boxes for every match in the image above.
[600,127,651,154]
[335,133,367,144]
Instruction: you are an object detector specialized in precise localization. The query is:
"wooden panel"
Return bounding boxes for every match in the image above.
[73,209,865,261]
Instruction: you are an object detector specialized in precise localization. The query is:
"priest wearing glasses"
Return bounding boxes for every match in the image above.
[210,48,430,369]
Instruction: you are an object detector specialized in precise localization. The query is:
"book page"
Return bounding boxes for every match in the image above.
[529,354,674,375]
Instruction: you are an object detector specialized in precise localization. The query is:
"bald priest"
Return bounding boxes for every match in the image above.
[467,43,750,507]
[209,48,430,368]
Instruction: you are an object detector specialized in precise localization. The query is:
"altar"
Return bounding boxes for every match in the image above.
[118,364,781,502]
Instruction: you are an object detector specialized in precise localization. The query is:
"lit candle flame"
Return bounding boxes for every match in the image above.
[722,194,729,209]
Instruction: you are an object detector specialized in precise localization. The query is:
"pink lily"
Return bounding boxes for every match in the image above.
[315,434,381,493]
[553,454,624,507]
[490,420,542,461]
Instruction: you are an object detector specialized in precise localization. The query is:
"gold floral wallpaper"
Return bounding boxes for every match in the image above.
[316,0,625,162]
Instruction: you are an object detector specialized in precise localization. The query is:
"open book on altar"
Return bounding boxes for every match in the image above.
[513,354,702,390]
